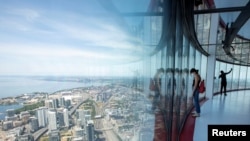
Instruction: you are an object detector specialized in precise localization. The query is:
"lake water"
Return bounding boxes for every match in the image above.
[0,76,94,98]
[0,75,105,120]
[0,104,22,120]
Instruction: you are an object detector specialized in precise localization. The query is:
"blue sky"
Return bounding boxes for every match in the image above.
[0,0,150,76]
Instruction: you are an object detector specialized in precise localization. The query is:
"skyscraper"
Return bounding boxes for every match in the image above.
[65,99,72,108]
[86,120,95,141]
[59,97,65,107]
[29,117,39,133]
[76,109,85,127]
[57,111,64,127]
[45,99,53,109]
[48,110,57,132]
[52,99,59,109]
[36,107,48,128]
[63,108,69,127]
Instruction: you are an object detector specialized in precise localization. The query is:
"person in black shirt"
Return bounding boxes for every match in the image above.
[219,68,233,96]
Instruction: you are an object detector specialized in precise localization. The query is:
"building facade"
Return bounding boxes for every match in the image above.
[36,107,48,128]
[48,110,57,132]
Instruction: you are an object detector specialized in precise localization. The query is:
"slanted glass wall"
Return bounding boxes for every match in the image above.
[87,0,250,140]
[131,0,250,138]
[114,41,207,141]
[109,1,209,140]
[194,1,211,53]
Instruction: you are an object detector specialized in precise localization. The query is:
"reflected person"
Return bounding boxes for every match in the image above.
[152,68,164,113]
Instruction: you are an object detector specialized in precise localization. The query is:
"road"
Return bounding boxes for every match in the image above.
[69,99,86,115]
[94,102,103,130]
[33,127,48,141]
[102,119,120,141]
[94,96,120,141]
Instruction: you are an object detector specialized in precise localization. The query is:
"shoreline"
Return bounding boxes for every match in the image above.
[0,99,18,106]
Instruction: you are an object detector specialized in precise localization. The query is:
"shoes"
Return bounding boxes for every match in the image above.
[192,113,200,117]
[191,111,197,114]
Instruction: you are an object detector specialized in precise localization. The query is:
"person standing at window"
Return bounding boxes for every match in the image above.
[219,68,233,96]
[190,68,201,117]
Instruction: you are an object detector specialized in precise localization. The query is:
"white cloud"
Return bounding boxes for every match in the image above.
[0,42,138,62]
[10,8,40,21]
[0,2,148,76]
[42,15,144,52]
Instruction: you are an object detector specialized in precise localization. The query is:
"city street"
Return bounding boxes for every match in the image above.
[94,99,120,141]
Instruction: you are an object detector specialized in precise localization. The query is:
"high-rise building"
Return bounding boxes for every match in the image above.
[77,109,91,127]
[86,120,95,141]
[65,99,71,108]
[76,119,82,127]
[36,107,48,127]
[63,108,69,127]
[59,97,65,107]
[85,115,91,123]
[76,109,85,127]
[45,99,53,108]
[57,111,64,127]
[29,117,39,132]
[48,110,57,132]
[52,99,59,109]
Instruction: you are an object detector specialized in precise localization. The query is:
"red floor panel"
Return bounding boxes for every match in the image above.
[154,113,168,141]
[179,98,208,141]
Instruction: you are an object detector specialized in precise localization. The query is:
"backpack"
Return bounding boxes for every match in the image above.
[149,78,156,91]
[199,80,205,93]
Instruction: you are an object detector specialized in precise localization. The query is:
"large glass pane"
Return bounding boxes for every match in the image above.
[214,62,220,93]
[200,55,207,79]
[187,44,195,107]
[239,66,247,89]
[195,50,201,73]
[246,66,250,88]
[226,63,234,90]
